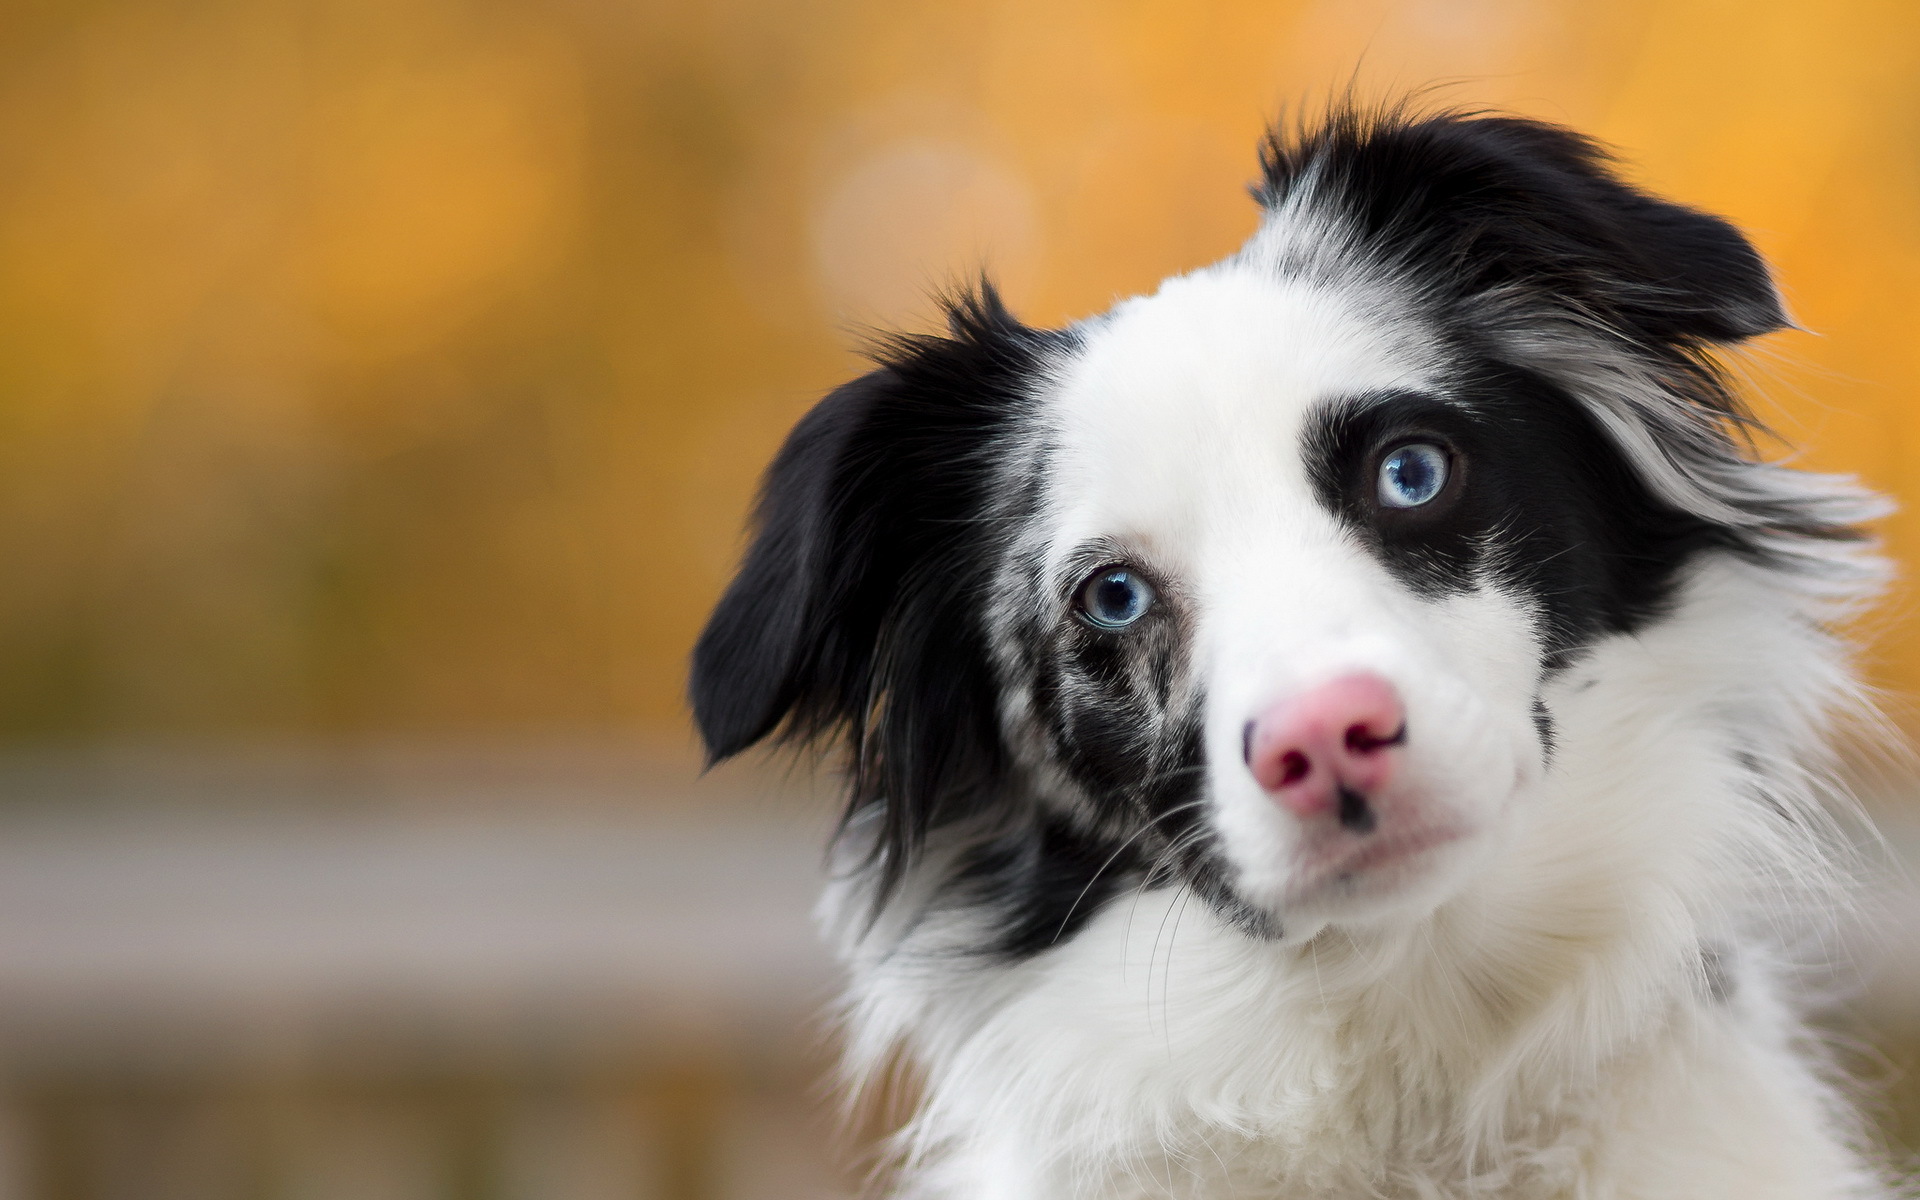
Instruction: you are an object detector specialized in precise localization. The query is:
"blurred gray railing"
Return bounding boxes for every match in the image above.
[0,745,854,1200]
[0,745,1911,1196]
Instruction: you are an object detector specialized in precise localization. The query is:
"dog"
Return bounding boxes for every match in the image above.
[691,105,1899,1198]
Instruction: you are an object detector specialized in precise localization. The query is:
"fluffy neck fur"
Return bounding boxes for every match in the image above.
[823,556,1882,1199]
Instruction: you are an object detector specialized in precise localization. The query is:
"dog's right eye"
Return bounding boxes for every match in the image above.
[1378,442,1450,509]
[1076,568,1156,630]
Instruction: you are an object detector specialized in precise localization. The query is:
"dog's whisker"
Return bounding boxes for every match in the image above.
[1050,799,1210,944]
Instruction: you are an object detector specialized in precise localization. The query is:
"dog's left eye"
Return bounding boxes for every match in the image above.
[1077,568,1155,630]
[1378,443,1449,509]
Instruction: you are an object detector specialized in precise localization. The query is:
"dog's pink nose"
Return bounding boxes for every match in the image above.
[1244,673,1405,826]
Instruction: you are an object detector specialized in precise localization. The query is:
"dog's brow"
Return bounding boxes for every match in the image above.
[1054,539,1145,595]
[1314,388,1452,420]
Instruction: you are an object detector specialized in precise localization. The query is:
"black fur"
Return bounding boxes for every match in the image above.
[692,105,1856,963]
[1253,107,1787,347]
[1303,376,1732,667]
[691,288,1065,903]
[946,814,1147,959]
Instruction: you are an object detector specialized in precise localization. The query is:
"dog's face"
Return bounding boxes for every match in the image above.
[1009,271,1539,934]
[991,261,1737,937]
[693,110,1835,951]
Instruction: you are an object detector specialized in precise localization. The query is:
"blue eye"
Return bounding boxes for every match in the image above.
[1378,443,1450,509]
[1078,568,1155,629]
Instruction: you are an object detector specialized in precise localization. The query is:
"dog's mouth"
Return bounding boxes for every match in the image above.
[1282,823,1471,906]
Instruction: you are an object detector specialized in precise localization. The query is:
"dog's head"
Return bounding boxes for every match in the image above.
[692,109,1869,945]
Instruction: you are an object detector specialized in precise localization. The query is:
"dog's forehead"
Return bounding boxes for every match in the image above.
[1040,265,1435,550]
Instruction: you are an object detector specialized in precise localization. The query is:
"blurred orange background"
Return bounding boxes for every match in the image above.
[6,0,1920,744]
[6,4,1920,1196]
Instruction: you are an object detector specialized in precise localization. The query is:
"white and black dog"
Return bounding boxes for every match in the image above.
[692,106,1900,1198]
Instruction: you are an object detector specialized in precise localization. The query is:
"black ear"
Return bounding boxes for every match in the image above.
[1592,177,1785,343]
[689,370,886,761]
[1447,115,1788,344]
[690,289,1049,874]
[1258,108,1787,346]
[689,286,1056,887]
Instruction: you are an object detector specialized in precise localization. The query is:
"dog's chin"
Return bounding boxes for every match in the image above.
[1235,820,1489,934]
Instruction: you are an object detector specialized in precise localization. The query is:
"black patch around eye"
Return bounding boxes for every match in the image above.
[1304,371,1732,666]
[1304,391,1483,597]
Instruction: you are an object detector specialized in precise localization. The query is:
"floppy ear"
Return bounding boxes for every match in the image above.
[1259,109,1788,347]
[1587,173,1786,343]
[689,287,1053,890]
[689,289,1056,884]
[1449,115,1788,345]
[689,370,888,761]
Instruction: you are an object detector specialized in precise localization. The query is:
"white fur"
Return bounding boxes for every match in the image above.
[819,227,1896,1199]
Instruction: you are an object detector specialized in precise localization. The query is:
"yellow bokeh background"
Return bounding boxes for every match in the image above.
[5,0,1920,741]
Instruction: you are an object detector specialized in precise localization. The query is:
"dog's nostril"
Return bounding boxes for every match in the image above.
[1242,721,1255,766]
[1278,750,1310,786]
[1345,722,1406,755]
